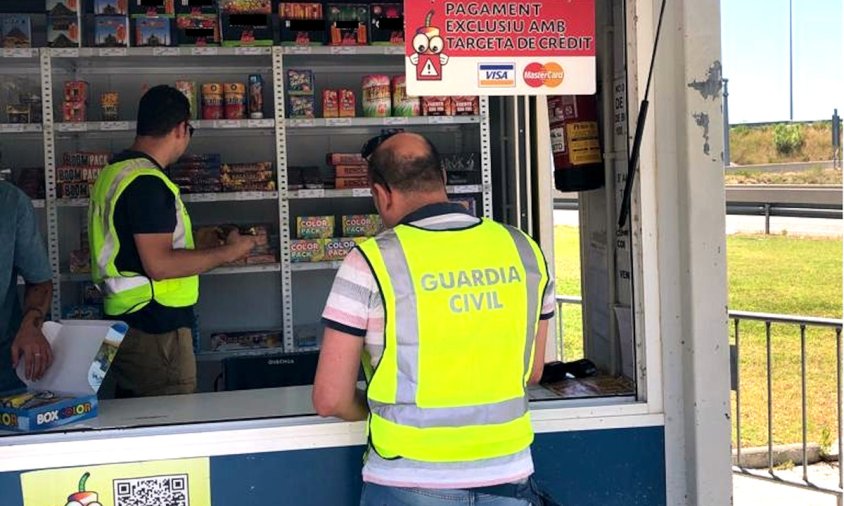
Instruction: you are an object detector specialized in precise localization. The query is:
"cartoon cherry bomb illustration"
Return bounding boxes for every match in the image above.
[410,10,449,81]
[65,472,102,506]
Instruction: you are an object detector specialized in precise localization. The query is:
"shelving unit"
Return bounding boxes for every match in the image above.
[3,47,493,373]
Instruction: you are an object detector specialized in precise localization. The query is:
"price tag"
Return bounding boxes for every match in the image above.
[2,124,24,133]
[299,189,325,198]
[247,119,270,128]
[235,47,263,56]
[288,119,315,128]
[99,47,127,57]
[189,193,214,202]
[192,46,219,56]
[383,46,404,56]
[326,118,353,127]
[352,188,371,197]
[482,183,492,193]
[61,122,88,132]
[287,46,312,55]
[429,116,455,124]
[101,121,130,131]
[153,47,181,56]
[214,120,241,129]
[53,48,80,58]
[2,48,33,58]
[384,117,409,126]
[330,46,357,55]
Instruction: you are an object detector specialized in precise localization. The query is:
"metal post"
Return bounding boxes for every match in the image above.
[764,204,771,235]
[723,78,730,167]
[789,0,794,122]
[833,109,841,170]
[800,325,808,482]
[837,327,843,505]
[766,321,774,474]
[735,318,742,467]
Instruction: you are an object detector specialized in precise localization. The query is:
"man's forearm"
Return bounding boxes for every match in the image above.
[22,281,51,327]
[146,245,241,281]
[337,388,369,422]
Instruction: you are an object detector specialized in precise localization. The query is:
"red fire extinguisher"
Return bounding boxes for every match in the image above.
[547,95,605,192]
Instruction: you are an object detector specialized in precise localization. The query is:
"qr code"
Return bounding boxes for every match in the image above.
[114,474,189,506]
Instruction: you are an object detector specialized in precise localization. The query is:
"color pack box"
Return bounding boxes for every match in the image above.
[47,16,81,48]
[324,237,366,261]
[369,4,403,45]
[134,15,172,46]
[95,0,129,15]
[176,13,219,46]
[291,239,325,263]
[0,320,128,432]
[327,4,368,46]
[286,69,315,95]
[94,16,129,47]
[296,215,335,239]
[279,2,325,46]
[221,13,273,47]
[1,15,32,49]
[130,0,176,16]
[342,214,382,237]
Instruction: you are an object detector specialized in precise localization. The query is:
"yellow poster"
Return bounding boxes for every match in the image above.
[21,457,210,506]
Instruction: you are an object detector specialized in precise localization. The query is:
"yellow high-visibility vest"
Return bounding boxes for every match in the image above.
[88,158,198,316]
[357,218,548,462]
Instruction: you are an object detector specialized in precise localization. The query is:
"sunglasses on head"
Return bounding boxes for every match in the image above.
[184,122,195,138]
[360,130,401,160]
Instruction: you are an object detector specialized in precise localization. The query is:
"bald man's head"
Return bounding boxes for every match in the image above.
[368,133,444,193]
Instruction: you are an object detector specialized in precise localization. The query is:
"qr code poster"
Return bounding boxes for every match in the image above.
[20,457,210,506]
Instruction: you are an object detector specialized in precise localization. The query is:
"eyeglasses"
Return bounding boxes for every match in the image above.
[186,123,195,138]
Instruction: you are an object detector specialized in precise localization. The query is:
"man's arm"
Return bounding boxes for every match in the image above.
[529,319,549,385]
[12,281,53,380]
[313,327,368,421]
[135,229,255,281]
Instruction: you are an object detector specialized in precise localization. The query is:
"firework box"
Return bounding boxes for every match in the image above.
[369,3,403,45]
[130,0,176,16]
[177,0,217,14]
[221,13,273,47]
[286,69,315,96]
[134,15,172,46]
[0,320,128,432]
[291,238,325,263]
[324,237,366,261]
[327,153,365,165]
[279,2,325,46]
[327,4,368,46]
[95,0,128,15]
[176,12,219,46]
[94,16,129,47]
[341,214,382,237]
[1,15,32,49]
[47,0,80,16]
[296,215,334,239]
[47,15,81,48]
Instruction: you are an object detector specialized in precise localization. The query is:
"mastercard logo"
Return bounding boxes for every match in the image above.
[523,63,564,88]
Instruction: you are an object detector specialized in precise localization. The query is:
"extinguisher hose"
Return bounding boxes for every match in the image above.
[618,0,668,229]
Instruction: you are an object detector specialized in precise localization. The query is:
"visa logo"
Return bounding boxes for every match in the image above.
[478,63,516,87]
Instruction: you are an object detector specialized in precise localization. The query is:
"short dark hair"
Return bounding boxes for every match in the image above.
[136,85,190,137]
[368,136,444,192]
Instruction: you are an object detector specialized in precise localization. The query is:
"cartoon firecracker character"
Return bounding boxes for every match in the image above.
[410,10,449,81]
[64,472,102,506]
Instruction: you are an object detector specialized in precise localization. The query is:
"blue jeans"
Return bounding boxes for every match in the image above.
[360,481,542,506]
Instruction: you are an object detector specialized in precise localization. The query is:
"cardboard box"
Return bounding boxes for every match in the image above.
[450,196,477,217]
[94,16,130,47]
[369,4,403,45]
[134,15,172,47]
[341,214,382,237]
[210,330,281,352]
[339,88,356,117]
[221,13,273,47]
[130,0,176,16]
[47,0,80,16]
[279,3,325,46]
[287,95,315,119]
[452,96,480,116]
[422,96,453,116]
[334,164,368,178]
[322,89,338,118]
[335,176,369,189]
[296,215,334,239]
[290,238,325,263]
[286,69,315,96]
[327,3,368,46]
[176,12,219,46]
[0,320,128,432]
[64,81,89,103]
[47,15,81,48]
[63,101,87,123]
[1,15,32,49]
[95,0,129,15]
[324,237,366,261]
[219,0,271,14]
[327,153,365,165]
[177,0,217,14]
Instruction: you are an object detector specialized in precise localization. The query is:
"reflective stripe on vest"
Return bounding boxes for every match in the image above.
[358,219,548,463]
[89,158,198,316]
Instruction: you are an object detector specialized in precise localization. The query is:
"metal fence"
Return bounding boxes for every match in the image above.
[555,296,844,502]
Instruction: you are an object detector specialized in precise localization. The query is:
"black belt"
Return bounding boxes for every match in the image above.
[468,482,524,499]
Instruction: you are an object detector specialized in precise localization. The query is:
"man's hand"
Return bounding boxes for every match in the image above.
[225,229,257,262]
[11,313,52,381]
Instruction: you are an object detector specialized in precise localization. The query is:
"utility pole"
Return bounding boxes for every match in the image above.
[723,78,730,167]
[833,109,841,170]
[789,0,794,122]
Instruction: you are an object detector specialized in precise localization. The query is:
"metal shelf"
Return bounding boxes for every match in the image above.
[282,45,404,56]
[291,261,343,272]
[1,48,38,59]
[55,192,279,208]
[31,199,46,208]
[195,346,286,362]
[0,124,42,133]
[287,185,485,200]
[286,116,481,129]
[48,47,272,58]
[60,263,281,283]
[54,119,275,133]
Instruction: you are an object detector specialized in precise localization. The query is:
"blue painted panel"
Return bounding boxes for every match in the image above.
[0,470,23,504]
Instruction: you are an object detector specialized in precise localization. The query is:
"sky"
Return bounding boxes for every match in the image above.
[720,0,843,124]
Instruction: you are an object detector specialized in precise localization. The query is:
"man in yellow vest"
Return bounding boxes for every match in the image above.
[314,133,556,505]
[89,85,256,398]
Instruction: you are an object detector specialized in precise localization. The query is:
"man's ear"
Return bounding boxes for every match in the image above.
[371,183,391,210]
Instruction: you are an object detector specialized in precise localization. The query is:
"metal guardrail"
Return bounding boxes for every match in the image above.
[555,296,844,503]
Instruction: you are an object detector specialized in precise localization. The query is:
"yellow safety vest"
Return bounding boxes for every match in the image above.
[357,219,549,463]
[88,158,198,316]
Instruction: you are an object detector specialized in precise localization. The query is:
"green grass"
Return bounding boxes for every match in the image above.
[725,167,842,185]
[730,121,836,165]
[554,226,842,448]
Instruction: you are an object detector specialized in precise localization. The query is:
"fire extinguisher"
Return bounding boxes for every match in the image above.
[547,95,605,192]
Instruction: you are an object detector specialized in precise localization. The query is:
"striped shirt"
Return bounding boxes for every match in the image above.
[321,202,556,489]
